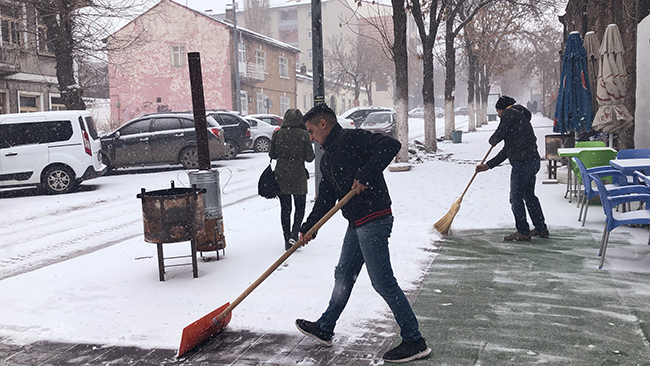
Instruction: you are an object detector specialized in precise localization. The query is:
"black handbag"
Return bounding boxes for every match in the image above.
[258,162,281,199]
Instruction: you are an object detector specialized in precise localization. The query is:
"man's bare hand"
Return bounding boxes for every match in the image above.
[299,232,312,246]
[475,163,489,173]
[351,180,367,195]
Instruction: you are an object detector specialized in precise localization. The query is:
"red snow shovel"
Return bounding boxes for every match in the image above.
[177,189,358,357]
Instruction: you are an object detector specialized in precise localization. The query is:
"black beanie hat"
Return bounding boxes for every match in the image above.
[495,96,516,110]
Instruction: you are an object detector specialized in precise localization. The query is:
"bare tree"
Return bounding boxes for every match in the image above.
[409,0,449,152]
[243,0,271,36]
[31,0,150,110]
[391,0,409,162]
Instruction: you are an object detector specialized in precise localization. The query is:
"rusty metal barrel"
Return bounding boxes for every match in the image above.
[137,183,206,244]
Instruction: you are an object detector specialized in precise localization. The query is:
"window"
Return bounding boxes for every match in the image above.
[307,10,311,18]
[171,45,185,67]
[279,56,288,77]
[219,113,241,126]
[120,119,151,135]
[255,49,265,70]
[151,118,182,131]
[0,121,73,148]
[240,90,248,116]
[19,94,39,113]
[0,92,6,114]
[50,95,65,111]
[307,49,312,60]
[303,94,307,110]
[280,96,290,116]
[307,30,311,39]
[257,93,268,113]
[35,11,53,54]
[1,3,21,46]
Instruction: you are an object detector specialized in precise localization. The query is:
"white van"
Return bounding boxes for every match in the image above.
[0,111,106,194]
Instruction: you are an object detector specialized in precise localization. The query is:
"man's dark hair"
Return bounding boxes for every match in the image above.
[303,103,337,125]
[495,96,516,110]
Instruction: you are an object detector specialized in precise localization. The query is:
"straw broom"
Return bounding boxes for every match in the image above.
[434,146,494,235]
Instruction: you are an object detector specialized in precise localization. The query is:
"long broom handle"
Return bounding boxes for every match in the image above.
[214,189,358,323]
[457,145,495,202]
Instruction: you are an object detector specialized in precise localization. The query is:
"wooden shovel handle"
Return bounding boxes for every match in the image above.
[457,145,494,202]
[214,189,358,323]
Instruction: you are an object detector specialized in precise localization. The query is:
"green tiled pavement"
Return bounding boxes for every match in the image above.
[410,229,650,366]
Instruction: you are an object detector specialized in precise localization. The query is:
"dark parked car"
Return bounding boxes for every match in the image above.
[206,111,253,159]
[340,106,395,128]
[100,113,226,171]
[359,111,397,139]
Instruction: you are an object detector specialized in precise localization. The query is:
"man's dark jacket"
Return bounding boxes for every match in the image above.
[300,124,400,232]
[486,104,539,169]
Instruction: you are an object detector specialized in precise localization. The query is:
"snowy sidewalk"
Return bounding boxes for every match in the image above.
[4,227,650,365]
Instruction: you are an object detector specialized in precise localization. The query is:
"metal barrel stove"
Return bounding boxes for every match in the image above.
[137,182,206,281]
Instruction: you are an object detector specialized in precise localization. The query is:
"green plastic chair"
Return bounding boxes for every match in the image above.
[575,141,606,148]
[578,149,617,185]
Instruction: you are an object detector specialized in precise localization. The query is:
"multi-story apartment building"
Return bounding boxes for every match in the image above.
[108,0,299,124]
[0,0,61,114]
[229,0,395,114]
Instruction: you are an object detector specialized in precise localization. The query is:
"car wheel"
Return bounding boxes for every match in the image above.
[223,141,238,160]
[179,146,199,169]
[42,165,77,194]
[254,137,271,153]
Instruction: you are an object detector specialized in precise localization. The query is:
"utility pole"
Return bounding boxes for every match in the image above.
[312,0,324,194]
[233,0,242,114]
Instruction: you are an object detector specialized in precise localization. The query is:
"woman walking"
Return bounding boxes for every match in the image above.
[269,109,315,250]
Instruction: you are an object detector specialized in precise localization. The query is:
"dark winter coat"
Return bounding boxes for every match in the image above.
[300,124,400,232]
[269,109,315,195]
[486,104,540,169]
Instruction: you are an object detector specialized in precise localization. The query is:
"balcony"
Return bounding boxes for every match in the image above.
[0,47,20,77]
[239,62,265,82]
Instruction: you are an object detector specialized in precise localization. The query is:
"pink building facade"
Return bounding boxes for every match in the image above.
[108,0,233,124]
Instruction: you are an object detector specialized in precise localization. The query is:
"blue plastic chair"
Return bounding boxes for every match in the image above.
[617,149,650,183]
[589,172,650,269]
[617,149,650,159]
[573,157,627,226]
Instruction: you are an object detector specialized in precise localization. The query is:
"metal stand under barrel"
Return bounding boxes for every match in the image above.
[137,181,206,281]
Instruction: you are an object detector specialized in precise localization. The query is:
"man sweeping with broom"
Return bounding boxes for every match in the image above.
[475,96,549,241]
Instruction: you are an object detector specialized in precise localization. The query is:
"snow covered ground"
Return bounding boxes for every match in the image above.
[1,113,649,352]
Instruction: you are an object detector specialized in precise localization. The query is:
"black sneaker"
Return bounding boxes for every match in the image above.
[382,338,431,363]
[295,319,333,346]
[530,228,550,238]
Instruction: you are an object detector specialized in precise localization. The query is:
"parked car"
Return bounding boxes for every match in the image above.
[408,107,424,118]
[409,107,444,119]
[359,111,397,139]
[100,113,226,171]
[0,110,106,194]
[337,116,356,129]
[206,110,252,159]
[246,114,283,126]
[245,117,280,152]
[340,106,395,128]
[454,107,469,116]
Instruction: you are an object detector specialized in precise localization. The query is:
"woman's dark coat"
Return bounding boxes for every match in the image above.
[269,109,315,195]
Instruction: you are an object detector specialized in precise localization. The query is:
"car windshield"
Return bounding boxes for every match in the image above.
[363,113,392,125]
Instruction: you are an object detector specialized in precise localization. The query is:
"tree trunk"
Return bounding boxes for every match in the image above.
[467,48,476,132]
[39,1,86,111]
[443,18,456,140]
[392,0,409,162]
[422,40,437,152]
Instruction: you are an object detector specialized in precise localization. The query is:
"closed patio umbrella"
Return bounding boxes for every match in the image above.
[583,31,600,114]
[592,24,634,134]
[553,32,594,134]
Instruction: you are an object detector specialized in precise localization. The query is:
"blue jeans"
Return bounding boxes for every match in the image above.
[510,159,547,235]
[316,216,422,342]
